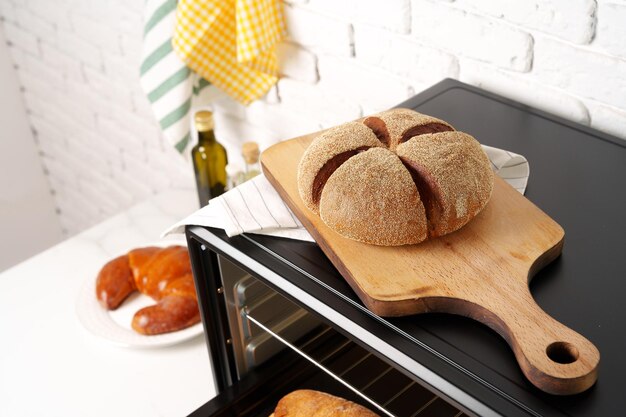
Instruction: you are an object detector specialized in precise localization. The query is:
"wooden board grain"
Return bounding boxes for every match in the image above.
[261,131,599,396]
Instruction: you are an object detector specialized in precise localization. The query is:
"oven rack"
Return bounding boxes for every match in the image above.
[245,311,466,417]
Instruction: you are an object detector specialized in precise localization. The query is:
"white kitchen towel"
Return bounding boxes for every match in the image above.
[163,145,529,242]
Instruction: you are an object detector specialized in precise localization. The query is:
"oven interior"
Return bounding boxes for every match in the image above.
[190,255,469,417]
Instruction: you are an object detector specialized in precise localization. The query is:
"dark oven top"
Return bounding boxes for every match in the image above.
[189,79,626,417]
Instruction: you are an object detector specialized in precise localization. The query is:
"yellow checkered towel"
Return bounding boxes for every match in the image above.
[172,0,286,105]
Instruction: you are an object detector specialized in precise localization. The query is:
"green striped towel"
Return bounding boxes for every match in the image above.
[140,0,210,154]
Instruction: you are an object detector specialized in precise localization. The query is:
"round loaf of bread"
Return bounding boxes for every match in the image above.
[297,108,494,246]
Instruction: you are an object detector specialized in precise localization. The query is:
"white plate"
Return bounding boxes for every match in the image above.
[75,241,204,348]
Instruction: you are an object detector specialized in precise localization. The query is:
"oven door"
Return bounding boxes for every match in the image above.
[186,230,472,417]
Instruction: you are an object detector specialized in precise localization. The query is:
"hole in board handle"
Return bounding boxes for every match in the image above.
[546,342,579,364]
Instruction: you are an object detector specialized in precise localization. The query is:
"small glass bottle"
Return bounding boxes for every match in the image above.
[191,111,228,206]
[225,162,245,190]
[242,141,261,181]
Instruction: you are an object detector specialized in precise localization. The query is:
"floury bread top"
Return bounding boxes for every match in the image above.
[297,109,494,246]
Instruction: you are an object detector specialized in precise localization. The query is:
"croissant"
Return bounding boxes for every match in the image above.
[95,245,200,335]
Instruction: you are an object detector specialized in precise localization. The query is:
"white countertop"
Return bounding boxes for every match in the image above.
[0,190,215,417]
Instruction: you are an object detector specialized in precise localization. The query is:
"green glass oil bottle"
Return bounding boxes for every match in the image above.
[192,111,228,206]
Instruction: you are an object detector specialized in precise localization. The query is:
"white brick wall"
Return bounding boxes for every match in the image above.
[308,0,411,33]
[532,36,626,108]
[278,78,362,128]
[354,25,459,88]
[593,2,626,59]
[318,54,414,113]
[277,42,319,83]
[0,0,625,236]
[0,0,191,236]
[455,0,597,44]
[283,4,353,56]
[460,59,591,124]
[4,21,38,55]
[411,1,534,72]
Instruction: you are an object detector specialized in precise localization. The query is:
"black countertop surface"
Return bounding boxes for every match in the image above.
[394,80,626,416]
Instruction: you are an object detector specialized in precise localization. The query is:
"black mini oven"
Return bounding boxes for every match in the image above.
[185,80,626,417]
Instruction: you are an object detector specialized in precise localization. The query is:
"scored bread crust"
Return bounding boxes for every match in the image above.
[297,108,494,246]
[366,107,454,151]
[320,148,427,246]
[298,122,383,214]
[273,390,380,417]
[396,131,494,237]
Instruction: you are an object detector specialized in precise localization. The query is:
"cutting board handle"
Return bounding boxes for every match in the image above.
[467,281,600,395]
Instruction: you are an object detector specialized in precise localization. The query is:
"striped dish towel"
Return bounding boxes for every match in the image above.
[140,0,211,154]
[172,0,285,105]
[163,145,530,242]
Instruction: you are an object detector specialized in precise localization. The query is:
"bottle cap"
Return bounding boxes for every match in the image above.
[195,111,214,131]
[242,141,260,164]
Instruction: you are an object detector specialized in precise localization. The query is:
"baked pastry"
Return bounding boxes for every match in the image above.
[273,390,379,417]
[297,108,494,245]
[95,245,200,335]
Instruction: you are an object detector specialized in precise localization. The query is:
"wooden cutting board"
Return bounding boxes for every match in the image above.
[261,131,599,396]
